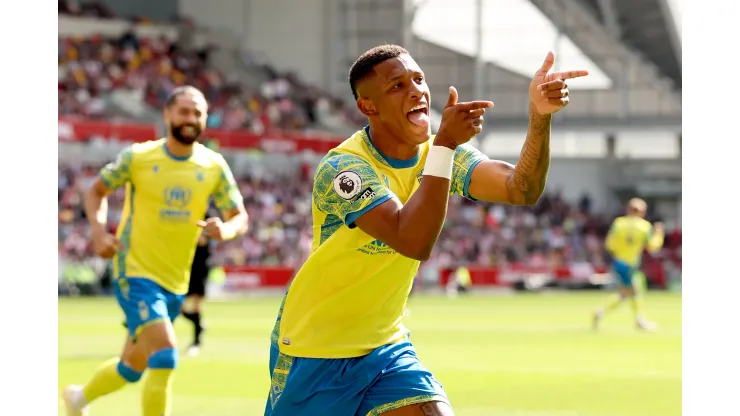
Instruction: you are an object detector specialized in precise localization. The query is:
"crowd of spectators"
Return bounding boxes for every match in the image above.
[59,29,364,133]
[59,0,195,24]
[59,0,116,20]
[58,163,682,277]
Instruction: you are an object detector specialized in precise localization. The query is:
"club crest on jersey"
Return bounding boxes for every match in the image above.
[196,171,204,182]
[417,170,424,184]
[163,186,193,209]
[161,185,193,223]
[333,170,362,200]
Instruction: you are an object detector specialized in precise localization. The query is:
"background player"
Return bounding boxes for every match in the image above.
[62,86,248,416]
[182,212,215,356]
[593,198,665,331]
[446,262,472,298]
[265,44,588,416]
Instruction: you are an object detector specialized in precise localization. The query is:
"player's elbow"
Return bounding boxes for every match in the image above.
[398,242,433,261]
[236,216,250,236]
[505,180,543,206]
[505,192,541,207]
[521,194,542,207]
[403,250,432,262]
[410,248,433,262]
[227,208,250,235]
[521,185,546,206]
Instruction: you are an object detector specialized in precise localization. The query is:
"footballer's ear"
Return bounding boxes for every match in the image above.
[357,97,378,117]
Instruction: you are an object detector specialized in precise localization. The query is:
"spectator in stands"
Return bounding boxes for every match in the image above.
[58,29,365,133]
[59,0,115,19]
[58,163,680,277]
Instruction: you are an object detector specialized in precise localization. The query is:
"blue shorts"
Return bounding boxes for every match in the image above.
[264,340,449,416]
[114,277,185,339]
[612,260,635,287]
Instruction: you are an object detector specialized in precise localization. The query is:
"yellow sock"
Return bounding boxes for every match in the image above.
[142,369,174,416]
[82,357,140,403]
[630,295,644,319]
[603,294,624,313]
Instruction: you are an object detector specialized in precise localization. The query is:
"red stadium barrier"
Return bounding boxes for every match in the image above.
[222,266,295,291]
[58,117,345,153]
[223,263,667,291]
[438,264,612,287]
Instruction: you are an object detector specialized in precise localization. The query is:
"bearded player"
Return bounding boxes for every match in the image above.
[264,44,588,416]
[62,86,248,416]
[593,198,665,331]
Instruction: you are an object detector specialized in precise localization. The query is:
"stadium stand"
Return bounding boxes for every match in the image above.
[57,2,681,293]
[59,30,365,132]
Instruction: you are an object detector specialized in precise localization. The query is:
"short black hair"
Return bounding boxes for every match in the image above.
[348,44,409,100]
[165,85,206,107]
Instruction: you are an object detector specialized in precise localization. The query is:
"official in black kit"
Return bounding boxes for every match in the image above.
[181,219,213,356]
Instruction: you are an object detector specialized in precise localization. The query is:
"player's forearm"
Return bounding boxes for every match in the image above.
[84,188,109,234]
[222,210,249,240]
[506,106,552,205]
[395,176,452,260]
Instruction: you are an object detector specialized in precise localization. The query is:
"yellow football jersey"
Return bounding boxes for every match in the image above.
[99,139,243,295]
[606,215,664,267]
[276,127,488,358]
[455,266,472,287]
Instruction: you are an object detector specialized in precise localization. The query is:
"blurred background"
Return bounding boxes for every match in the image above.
[58,0,682,414]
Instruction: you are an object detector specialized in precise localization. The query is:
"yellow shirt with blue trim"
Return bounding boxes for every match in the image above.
[99,139,243,295]
[455,266,472,287]
[605,215,664,267]
[277,127,488,358]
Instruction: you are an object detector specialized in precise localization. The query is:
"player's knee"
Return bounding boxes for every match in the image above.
[117,361,144,383]
[148,347,178,370]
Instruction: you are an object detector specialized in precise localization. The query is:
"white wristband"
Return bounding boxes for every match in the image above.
[423,145,455,180]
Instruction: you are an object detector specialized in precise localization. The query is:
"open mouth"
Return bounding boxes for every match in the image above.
[181,125,199,136]
[406,103,430,128]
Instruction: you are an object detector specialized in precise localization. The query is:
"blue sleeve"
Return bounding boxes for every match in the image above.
[450,143,489,201]
[313,152,393,228]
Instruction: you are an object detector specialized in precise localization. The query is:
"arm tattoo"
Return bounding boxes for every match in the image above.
[507,105,552,205]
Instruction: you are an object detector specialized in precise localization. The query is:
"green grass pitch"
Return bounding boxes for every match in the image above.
[58,292,681,416]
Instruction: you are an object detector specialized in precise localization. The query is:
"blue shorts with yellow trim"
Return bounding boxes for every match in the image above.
[612,260,636,287]
[264,338,449,416]
[114,277,185,339]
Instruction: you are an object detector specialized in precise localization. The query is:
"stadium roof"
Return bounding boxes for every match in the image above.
[411,0,613,90]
